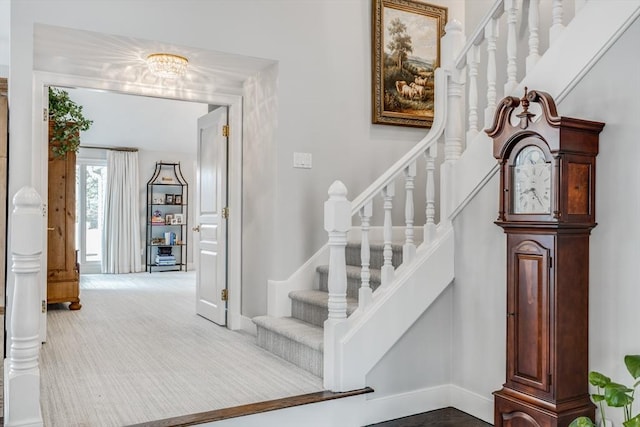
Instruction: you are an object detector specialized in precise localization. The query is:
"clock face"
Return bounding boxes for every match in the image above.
[513,146,551,214]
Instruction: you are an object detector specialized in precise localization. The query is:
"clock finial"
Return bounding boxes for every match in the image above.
[516,86,535,129]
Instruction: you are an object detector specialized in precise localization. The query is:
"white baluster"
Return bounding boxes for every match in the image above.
[466,44,480,143]
[359,201,372,309]
[5,187,44,427]
[504,0,519,95]
[550,0,565,43]
[403,163,417,263]
[425,145,437,243]
[381,183,395,286]
[527,0,541,73]
[324,181,351,320]
[484,17,499,129]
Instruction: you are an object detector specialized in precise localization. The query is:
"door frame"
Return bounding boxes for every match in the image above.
[33,72,244,337]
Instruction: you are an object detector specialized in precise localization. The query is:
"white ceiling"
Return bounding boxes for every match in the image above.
[62,87,208,154]
[33,23,277,153]
[34,23,274,90]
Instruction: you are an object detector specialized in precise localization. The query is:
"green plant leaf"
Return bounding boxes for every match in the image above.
[48,87,92,158]
[623,414,640,427]
[592,394,605,402]
[590,372,612,388]
[626,355,640,380]
[569,417,597,427]
[605,382,634,407]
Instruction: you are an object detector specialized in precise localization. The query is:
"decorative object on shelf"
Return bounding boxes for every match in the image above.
[569,355,640,427]
[146,53,189,78]
[151,210,164,224]
[48,87,93,158]
[371,0,447,128]
[487,89,605,427]
[146,161,188,272]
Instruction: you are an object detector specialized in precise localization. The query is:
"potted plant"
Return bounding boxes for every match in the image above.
[570,355,640,427]
[48,87,93,157]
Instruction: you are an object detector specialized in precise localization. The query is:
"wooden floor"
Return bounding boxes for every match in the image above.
[39,272,323,426]
[367,407,492,427]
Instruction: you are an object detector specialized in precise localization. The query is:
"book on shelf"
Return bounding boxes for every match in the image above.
[163,232,176,245]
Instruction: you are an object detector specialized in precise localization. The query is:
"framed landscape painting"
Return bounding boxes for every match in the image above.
[372,0,447,128]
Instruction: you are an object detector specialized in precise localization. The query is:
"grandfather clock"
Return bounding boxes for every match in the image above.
[487,89,604,427]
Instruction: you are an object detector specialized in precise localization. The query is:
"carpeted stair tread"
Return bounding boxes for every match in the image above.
[348,242,404,251]
[289,289,358,315]
[345,242,404,269]
[252,315,324,352]
[316,264,382,283]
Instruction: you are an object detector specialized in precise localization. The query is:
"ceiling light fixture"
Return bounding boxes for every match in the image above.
[146,53,189,78]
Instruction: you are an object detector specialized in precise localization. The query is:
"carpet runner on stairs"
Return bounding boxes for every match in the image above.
[253,242,403,377]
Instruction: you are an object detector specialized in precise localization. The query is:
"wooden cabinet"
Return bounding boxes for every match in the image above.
[487,89,604,426]
[47,122,81,309]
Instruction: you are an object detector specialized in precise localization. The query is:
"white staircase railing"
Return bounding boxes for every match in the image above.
[323,0,584,392]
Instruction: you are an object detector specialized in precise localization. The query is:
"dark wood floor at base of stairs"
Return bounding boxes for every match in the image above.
[366,407,492,427]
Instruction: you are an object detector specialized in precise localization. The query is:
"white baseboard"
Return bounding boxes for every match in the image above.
[362,384,492,426]
[449,384,494,424]
[203,384,491,426]
[363,384,451,426]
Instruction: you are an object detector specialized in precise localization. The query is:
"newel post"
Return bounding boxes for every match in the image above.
[440,19,465,223]
[5,187,44,427]
[324,181,351,321]
[323,180,352,391]
[441,19,465,162]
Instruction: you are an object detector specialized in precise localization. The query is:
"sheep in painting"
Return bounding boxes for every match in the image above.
[395,80,407,94]
[410,82,426,99]
[414,76,428,86]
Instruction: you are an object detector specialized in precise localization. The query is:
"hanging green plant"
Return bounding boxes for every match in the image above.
[48,87,93,158]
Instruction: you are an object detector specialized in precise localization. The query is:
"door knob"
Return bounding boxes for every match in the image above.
[192,225,200,232]
[47,227,55,231]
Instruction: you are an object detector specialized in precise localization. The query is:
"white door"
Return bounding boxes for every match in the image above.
[195,107,228,325]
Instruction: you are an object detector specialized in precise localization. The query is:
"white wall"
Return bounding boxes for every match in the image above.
[563,17,640,426]
[450,16,640,426]
[367,286,453,398]
[10,0,464,318]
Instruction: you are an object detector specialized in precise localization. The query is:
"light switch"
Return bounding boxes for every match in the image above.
[293,152,312,169]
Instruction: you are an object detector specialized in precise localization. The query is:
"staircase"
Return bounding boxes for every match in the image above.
[253,243,403,377]
[252,0,640,396]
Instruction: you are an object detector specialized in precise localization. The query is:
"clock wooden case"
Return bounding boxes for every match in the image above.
[486,89,604,427]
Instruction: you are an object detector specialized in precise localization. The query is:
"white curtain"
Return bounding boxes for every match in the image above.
[102,151,142,273]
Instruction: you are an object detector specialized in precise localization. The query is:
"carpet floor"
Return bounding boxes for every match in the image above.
[39,271,322,426]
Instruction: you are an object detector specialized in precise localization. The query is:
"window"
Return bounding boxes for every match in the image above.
[76,160,107,273]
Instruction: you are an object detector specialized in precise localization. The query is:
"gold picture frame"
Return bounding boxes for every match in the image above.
[372,0,447,128]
